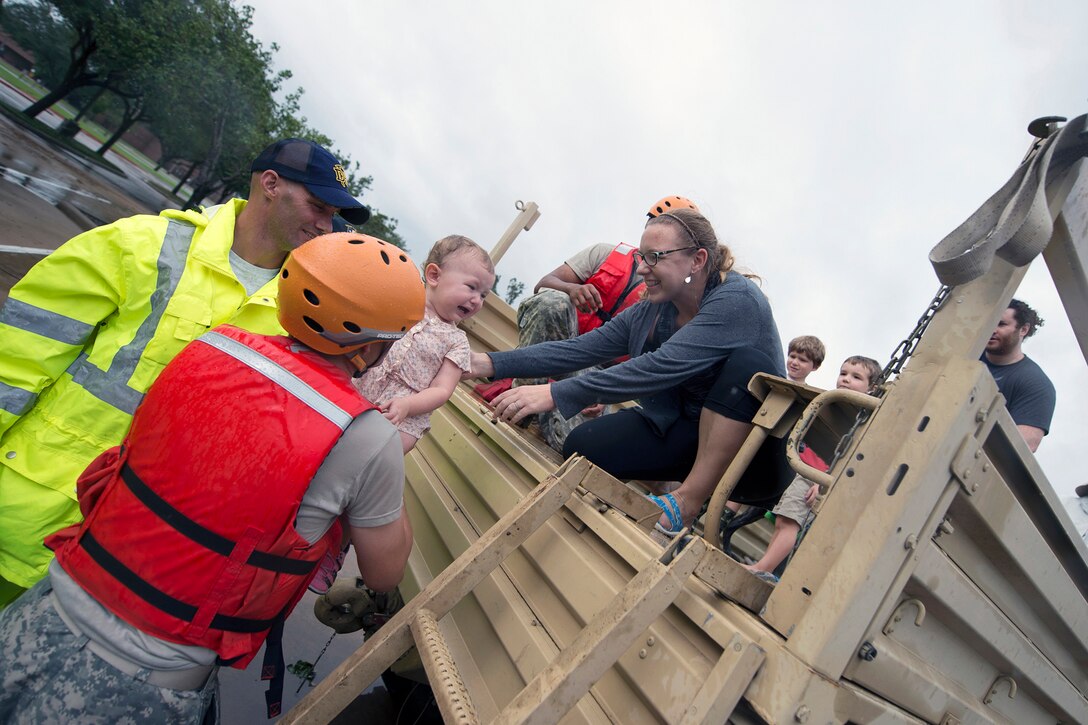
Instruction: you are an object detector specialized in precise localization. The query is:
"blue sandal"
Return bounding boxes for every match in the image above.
[648,493,685,537]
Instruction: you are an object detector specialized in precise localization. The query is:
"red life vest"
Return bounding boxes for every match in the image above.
[575,243,645,335]
[52,324,375,667]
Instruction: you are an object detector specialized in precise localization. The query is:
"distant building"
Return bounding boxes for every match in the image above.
[0,31,35,74]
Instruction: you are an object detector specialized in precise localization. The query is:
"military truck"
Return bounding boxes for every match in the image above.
[284,115,1088,724]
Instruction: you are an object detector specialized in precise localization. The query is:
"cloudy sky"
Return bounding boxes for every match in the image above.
[251,1,1087,500]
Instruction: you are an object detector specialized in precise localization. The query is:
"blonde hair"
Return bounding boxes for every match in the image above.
[425,235,495,274]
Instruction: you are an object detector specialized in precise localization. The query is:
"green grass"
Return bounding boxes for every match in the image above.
[0,61,185,192]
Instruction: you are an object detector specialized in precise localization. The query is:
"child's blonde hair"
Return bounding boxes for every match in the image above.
[788,335,826,368]
[425,235,495,274]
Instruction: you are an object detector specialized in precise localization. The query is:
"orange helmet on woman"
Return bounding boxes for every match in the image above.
[278,232,425,361]
[647,195,699,218]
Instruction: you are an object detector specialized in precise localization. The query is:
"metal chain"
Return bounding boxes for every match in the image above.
[824,283,953,471]
[874,284,952,391]
[826,406,872,472]
[291,631,337,693]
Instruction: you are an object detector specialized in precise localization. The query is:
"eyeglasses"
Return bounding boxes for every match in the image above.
[633,246,697,267]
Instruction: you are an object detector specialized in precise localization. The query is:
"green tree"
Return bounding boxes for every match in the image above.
[17,0,177,119]
[352,210,407,251]
[0,2,73,90]
[504,278,525,306]
[2,0,402,240]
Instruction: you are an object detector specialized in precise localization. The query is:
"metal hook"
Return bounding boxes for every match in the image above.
[883,598,926,635]
[983,674,1017,705]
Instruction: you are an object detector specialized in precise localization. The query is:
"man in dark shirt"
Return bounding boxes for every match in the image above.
[982,299,1056,452]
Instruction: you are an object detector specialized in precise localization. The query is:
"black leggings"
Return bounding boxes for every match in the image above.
[562,348,792,506]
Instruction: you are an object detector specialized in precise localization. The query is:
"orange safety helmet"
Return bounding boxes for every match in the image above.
[278,232,425,364]
[647,195,699,218]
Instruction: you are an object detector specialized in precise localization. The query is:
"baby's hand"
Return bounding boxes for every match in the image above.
[382,399,411,425]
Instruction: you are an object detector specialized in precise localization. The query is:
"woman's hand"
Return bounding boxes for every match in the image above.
[464,352,495,380]
[492,384,555,425]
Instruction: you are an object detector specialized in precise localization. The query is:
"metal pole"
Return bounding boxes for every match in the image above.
[489,200,541,266]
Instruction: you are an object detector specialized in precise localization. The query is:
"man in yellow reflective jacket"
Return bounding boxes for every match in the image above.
[0,139,371,605]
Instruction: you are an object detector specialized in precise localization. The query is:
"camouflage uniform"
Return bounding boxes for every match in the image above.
[0,578,218,724]
[516,289,599,451]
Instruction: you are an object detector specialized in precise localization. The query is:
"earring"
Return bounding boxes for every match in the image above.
[684,270,693,284]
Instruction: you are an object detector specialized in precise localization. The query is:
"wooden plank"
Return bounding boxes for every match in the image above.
[695,546,775,613]
[281,458,589,724]
[679,633,765,725]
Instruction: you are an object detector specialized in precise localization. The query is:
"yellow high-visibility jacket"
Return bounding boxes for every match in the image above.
[0,199,284,588]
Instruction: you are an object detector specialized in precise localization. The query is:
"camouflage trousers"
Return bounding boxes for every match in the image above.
[516,289,599,452]
[0,577,218,724]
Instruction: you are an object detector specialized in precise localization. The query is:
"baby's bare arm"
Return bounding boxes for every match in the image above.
[396,358,463,417]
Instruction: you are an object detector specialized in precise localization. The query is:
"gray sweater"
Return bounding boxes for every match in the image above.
[491,272,784,434]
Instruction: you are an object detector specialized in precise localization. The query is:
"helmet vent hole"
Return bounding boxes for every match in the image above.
[343,321,361,333]
[348,238,364,245]
[401,326,407,331]
[399,254,407,262]
[303,316,324,333]
[281,269,289,278]
[380,250,390,265]
[304,289,320,305]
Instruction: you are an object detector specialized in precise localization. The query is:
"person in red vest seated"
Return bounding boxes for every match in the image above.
[0,232,425,723]
[487,195,699,451]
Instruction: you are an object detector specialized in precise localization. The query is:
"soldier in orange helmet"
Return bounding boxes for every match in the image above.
[0,232,424,722]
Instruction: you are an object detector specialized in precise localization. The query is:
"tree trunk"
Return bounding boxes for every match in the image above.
[25,25,98,118]
[73,85,108,122]
[183,114,226,209]
[96,113,139,155]
[184,180,213,211]
[25,77,85,118]
[171,161,198,195]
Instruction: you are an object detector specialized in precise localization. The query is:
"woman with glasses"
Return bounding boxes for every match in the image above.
[468,208,791,535]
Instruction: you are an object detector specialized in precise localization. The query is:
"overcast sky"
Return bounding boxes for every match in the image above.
[251,1,1087,500]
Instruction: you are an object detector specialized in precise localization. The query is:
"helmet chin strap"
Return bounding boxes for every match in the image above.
[348,353,369,377]
[348,340,392,377]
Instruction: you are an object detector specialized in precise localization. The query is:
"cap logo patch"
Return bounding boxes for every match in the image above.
[333,164,348,188]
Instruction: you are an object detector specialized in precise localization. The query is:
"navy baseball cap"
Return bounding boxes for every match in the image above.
[251,139,371,225]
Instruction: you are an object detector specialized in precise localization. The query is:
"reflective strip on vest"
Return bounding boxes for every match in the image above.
[197,331,355,430]
[0,381,36,416]
[65,219,196,415]
[0,298,95,345]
